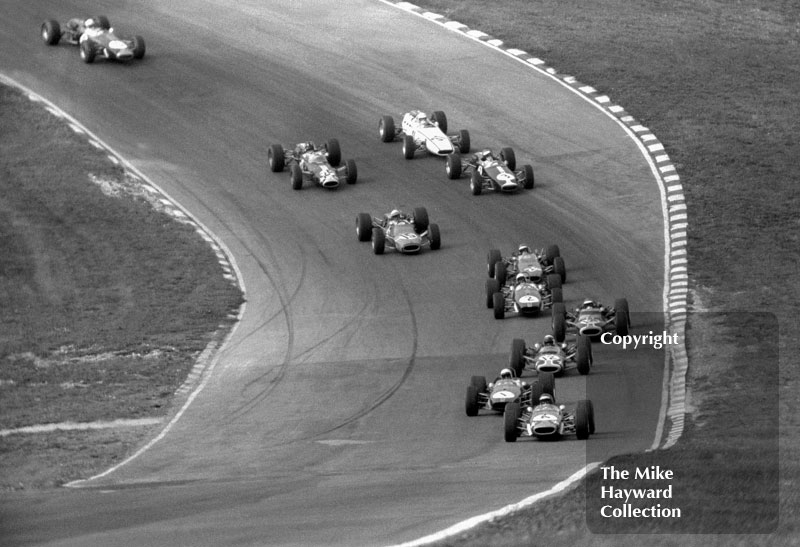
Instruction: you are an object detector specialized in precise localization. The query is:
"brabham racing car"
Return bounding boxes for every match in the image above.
[485,251,563,319]
[379,110,470,158]
[356,207,440,254]
[508,334,593,377]
[465,368,537,416]
[268,140,357,190]
[504,390,595,442]
[445,148,534,195]
[551,298,631,342]
[488,244,566,284]
[41,16,145,63]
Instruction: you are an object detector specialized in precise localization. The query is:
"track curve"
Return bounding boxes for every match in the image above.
[0,1,666,545]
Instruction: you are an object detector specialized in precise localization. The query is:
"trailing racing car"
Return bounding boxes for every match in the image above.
[268,140,357,190]
[485,256,563,319]
[379,110,470,158]
[355,207,440,254]
[465,368,535,416]
[488,244,566,284]
[41,16,145,63]
[551,298,630,343]
[504,390,595,442]
[508,334,593,377]
[445,148,534,195]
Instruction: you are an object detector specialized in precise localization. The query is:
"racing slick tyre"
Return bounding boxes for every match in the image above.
[470,170,482,196]
[412,207,429,233]
[492,292,505,319]
[132,35,146,59]
[470,375,488,393]
[550,287,563,305]
[547,273,562,290]
[500,147,516,171]
[576,334,592,375]
[428,223,441,250]
[504,403,521,442]
[379,115,395,142]
[371,228,385,254]
[325,138,341,167]
[509,338,526,378]
[268,144,285,172]
[529,379,544,405]
[457,130,471,154]
[522,164,535,189]
[614,297,630,335]
[465,386,480,417]
[356,213,372,241]
[430,110,447,134]
[546,244,561,263]
[553,256,567,283]
[485,278,500,308]
[402,134,416,159]
[445,153,462,179]
[290,164,303,190]
[95,16,111,30]
[552,303,567,342]
[345,159,358,184]
[79,40,96,63]
[41,20,61,45]
[487,249,502,277]
[576,400,593,439]
[587,399,596,434]
[494,261,507,284]
[538,371,555,397]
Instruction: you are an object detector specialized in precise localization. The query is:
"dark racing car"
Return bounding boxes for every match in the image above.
[551,298,631,342]
[41,16,145,63]
[445,148,534,195]
[356,207,440,255]
[268,140,357,190]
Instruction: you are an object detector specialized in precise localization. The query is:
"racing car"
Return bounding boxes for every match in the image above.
[268,140,357,190]
[488,244,566,284]
[41,16,145,63]
[379,110,470,158]
[485,257,563,319]
[355,207,440,254]
[445,148,534,195]
[551,298,630,343]
[465,368,538,416]
[504,390,595,442]
[508,334,593,377]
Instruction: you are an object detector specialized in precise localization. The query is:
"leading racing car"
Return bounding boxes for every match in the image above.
[551,298,631,342]
[356,207,441,254]
[504,390,595,442]
[268,140,357,190]
[445,148,534,195]
[41,16,145,63]
[379,110,470,158]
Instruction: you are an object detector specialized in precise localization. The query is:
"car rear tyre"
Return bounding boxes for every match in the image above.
[554,256,567,283]
[345,159,357,184]
[470,170,482,195]
[504,403,521,442]
[402,134,415,159]
[576,334,592,375]
[576,400,592,439]
[522,164,534,189]
[492,292,505,319]
[325,138,341,167]
[290,163,303,190]
[614,298,630,335]
[509,338,526,378]
[550,287,563,305]
[546,244,560,262]
[500,147,516,170]
[356,213,372,241]
[371,228,385,254]
[465,386,480,416]
[487,249,502,277]
[430,110,447,133]
[379,115,395,142]
[538,371,555,397]
[428,223,441,250]
[470,375,488,392]
[445,153,461,179]
[458,130,471,153]
[132,35,145,59]
[268,144,285,172]
[547,273,562,290]
[42,20,61,45]
[412,207,429,233]
[552,302,567,342]
[485,278,500,308]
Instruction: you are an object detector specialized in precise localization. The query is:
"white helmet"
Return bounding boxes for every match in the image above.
[518,244,531,254]
[539,393,554,405]
[543,335,555,346]
[499,368,513,379]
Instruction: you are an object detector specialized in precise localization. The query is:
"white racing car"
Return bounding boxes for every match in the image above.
[379,110,470,158]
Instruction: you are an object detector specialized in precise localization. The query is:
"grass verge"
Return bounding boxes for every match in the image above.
[406,0,799,544]
[0,83,243,489]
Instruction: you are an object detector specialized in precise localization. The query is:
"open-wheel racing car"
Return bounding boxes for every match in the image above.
[445,148,534,195]
[485,254,563,319]
[379,110,470,159]
[504,384,595,442]
[551,298,630,343]
[465,368,536,417]
[356,207,440,255]
[41,16,145,63]
[488,244,566,284]
[268,140,357,190]
[508,334,593,378]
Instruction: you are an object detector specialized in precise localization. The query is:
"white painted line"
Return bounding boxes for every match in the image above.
[1,418,162,437]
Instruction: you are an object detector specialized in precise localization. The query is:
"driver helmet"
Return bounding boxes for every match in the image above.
[499,368,513,380]
[543,335,555,346]
[539,393,554,405]
[416,112,428,123]
[389,209,401,219]
[581,299,596,309]
[515,273,527,284]
[480,150,492,161]
[84,18,100,29]
[518,244,531,255]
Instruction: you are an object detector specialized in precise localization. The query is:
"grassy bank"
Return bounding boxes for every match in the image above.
[0,84,243,489]
[406,0,798,544]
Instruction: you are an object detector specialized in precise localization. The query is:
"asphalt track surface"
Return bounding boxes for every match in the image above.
[1,1,666,545]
